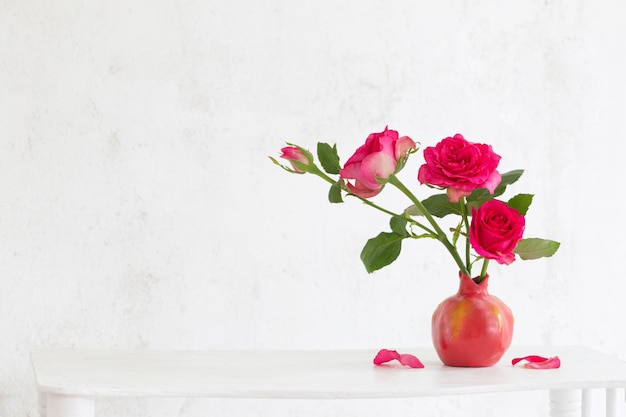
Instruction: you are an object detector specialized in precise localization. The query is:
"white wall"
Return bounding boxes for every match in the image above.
[1,0,625,415]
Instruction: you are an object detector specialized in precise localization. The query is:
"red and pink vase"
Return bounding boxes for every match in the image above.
[431,272,514,367]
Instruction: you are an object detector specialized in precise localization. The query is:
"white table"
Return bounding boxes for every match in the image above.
[30,346,626,417]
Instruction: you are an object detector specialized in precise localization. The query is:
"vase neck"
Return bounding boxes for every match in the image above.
[457,272,490,296]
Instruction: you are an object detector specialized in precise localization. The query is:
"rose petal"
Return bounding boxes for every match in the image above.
[373,349,424,368]
[524,357,561,369]
[397,353,424,368]
[373,349,399,364]
[512,355,561,369]
[511,355,548,365]
[394,135,417,160]
[360,152,396,188]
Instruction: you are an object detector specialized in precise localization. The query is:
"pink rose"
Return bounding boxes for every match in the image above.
[340,127,416,198]
[417,134,501,203]
[280,146,309,173]
[469,200,525,265]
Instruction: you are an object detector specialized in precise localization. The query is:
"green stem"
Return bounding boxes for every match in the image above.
[311,165,396,216]
[476,258,490,283]
[388,175,469,276]
[357,197,399,218]
[307,164,338,185]
[310,165,435,235]
[460,198,471,275]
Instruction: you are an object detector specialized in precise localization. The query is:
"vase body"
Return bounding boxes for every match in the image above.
[431,272,514,367]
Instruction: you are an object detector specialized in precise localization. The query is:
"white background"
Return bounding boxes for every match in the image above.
[1,0,625,415]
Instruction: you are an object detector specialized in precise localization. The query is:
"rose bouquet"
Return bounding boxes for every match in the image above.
[271,127,560,283]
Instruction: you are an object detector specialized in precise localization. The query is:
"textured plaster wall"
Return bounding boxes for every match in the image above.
[1,0,625,416]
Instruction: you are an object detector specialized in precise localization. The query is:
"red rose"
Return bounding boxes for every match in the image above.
[340,127,416,198]
[417,134,501,203]
[469,200,525,265]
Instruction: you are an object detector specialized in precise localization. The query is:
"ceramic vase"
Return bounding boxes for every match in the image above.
[431,271,514,367]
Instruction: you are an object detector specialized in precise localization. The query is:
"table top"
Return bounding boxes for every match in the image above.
[30,346,626,399]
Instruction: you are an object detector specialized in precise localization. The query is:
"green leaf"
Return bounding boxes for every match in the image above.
[407,169,526,218]
[268,156,305,174]
[465,169,525,210]
[360,232,404,273]
[498,169,524,189]
[404,204,422,216]
[390,216,409,237]
[420,194,461,218]
[328,181,344,203]
[507,193,533,216]
[317,142,341,175]
[466,188,496,208]
[490,169,524,197]
[513,238,560,260]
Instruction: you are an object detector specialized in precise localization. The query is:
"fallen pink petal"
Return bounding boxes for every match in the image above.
[373,349,424,368]
[512,355,561,369]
